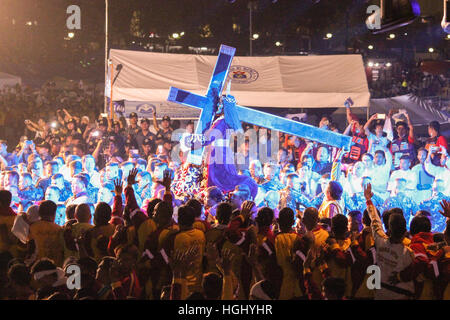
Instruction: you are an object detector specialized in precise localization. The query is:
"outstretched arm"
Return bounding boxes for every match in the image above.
[364,183,386,241]
[405,112,414,141]
[152,110,160,131]
[364,114,377,136]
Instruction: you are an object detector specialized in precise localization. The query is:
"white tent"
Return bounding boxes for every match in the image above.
[109,49,370,110]
[0,72,21,89]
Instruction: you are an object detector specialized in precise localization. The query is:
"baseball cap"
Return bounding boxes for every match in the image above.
[36,141,51,150]
[143,138,152,146]
[140,118,150,124]
[98,118,108,127]
[50,137,61,145]
[162,116,171,122]
[67,118,76,124]
[129,112,138,118]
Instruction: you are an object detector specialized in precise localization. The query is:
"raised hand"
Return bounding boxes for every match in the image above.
[439,199,450,219]
[127,168,139,186]
[240,200,255,220]
[162,169,172,190]
[113,179,123,196]
[364,183,373,201]
[217,248,234,276]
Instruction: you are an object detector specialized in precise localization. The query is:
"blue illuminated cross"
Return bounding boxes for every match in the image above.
[168,44,352,165]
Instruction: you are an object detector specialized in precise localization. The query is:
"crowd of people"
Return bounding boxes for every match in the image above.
[369,65,449,100]
[0,95,449,300]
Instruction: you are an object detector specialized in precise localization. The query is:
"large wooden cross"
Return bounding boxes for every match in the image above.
[167,44,352,165]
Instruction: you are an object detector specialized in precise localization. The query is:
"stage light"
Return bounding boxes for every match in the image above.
[201,47,208,51]
[326,33,333,39]
[172,33,180,39]
[404,32,408,35]
[51,122,58,128]
[180,32,185,36]
[389,33,396,39]
[252,33,259,39]
[68,32,75,39]
[275,41,282,47]
[386,62,392,67]
[428,47,434,53]
[25,21,32,26]
[368,45,374,49]
[368,62,374,67]
[447,34,450,39]
[375,62,380,67]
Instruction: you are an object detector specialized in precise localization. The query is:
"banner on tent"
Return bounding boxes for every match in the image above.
[122,100,201,119]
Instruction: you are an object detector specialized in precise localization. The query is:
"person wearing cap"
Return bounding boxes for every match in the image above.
[124,138,139,160]
[64,118,80,137]
[141,138,153,159]
[135,118,155,154]
[126,112,141,138]
[153,112,173,146]
[92,135,125,170]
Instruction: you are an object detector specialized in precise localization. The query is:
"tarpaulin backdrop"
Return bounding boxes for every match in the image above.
[108,49,370,110]
[0,72,21,89]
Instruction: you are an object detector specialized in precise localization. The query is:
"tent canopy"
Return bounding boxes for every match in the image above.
[109,49,370,109]
[0,72,21,89]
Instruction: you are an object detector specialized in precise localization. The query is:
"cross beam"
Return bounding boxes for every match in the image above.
[168,88,352,150]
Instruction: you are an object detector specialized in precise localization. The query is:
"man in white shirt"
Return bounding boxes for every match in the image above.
[424,149,450,197]
[82,155,100,188]
[364,114,390,155]
[370,148,392,201]
[411,148,433,204]
[364,183,415,300]
[388,155,417,198]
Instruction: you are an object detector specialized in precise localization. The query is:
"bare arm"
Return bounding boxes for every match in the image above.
[405,112,414,141]
[152,111,160,131]
[364,183,386,240]
[300,142,314,161]
[92,140,103,163]
[364,114,377,136]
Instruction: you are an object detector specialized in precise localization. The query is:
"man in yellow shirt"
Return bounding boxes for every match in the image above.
[28,201,64,267]
[162,205,205,294]
[0,190,18,255]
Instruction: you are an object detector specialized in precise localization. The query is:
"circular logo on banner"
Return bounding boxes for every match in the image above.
[228,65,259,84]
[136,103,156,115]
